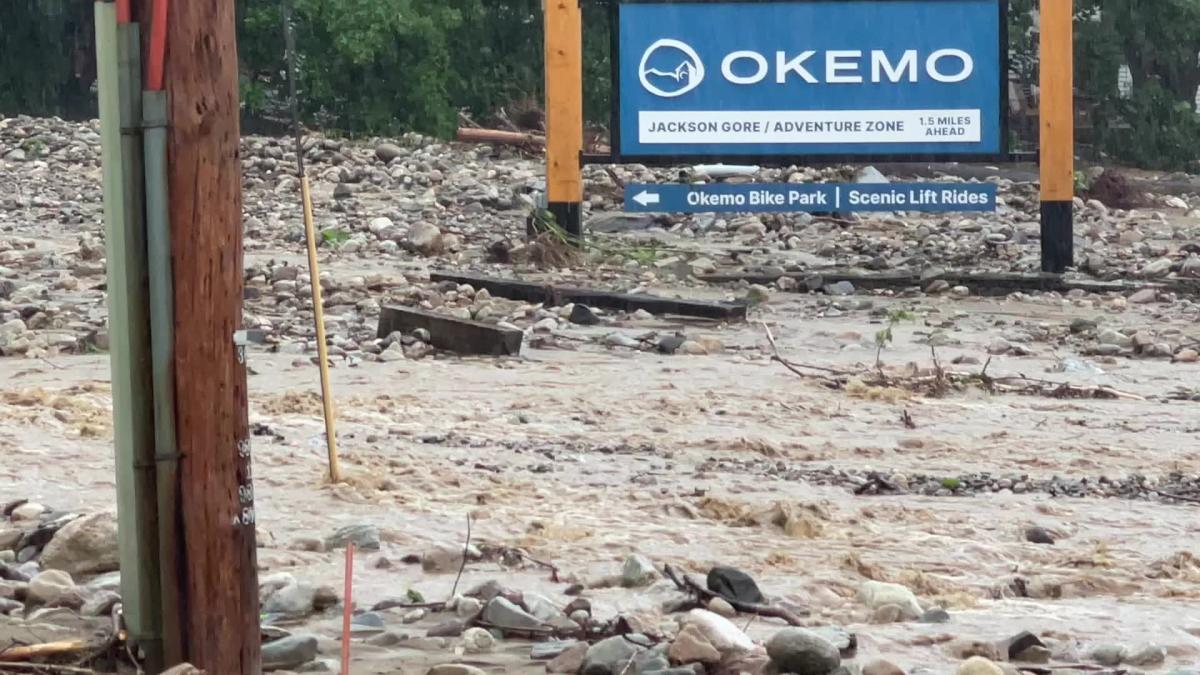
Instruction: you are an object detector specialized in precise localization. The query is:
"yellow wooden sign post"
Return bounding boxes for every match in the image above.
[544,0,584,240]
[1039,0,1074,273]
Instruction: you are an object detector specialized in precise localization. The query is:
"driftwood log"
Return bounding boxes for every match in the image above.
[663,564,808,626]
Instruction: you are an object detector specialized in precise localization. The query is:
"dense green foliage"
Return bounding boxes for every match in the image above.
[1,1,1197,169]
[0,0,94,119]
[238,0,610,135]
[1009,0,1200,168]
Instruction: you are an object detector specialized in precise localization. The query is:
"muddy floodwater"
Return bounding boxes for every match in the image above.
[3,116,1200,673]
[5,286,1200,673]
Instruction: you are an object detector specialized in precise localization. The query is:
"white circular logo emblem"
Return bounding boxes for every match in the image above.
[638,39,704,98]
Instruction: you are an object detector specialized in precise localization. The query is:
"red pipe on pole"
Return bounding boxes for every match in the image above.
[116,0,131,24]
[146,0,169,90]
[341,543,354,675]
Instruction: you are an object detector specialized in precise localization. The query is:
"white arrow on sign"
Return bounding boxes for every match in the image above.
[632,190,661,207]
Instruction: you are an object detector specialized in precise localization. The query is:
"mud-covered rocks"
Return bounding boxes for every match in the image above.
[766,627,841,675]
[39,512,119,577]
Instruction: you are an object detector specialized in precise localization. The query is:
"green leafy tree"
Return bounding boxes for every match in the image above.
[240,0,465,135]
[0,0,94,119]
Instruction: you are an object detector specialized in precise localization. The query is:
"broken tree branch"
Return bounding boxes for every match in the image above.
[0,640,92,664]
[448,513,473,601]
[662,564,808,626]
[760,322,851,381]
[762,322,1146,402]
[476,544,561,583]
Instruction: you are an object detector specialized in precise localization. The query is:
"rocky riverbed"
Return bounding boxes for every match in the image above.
[1,115,1200,675]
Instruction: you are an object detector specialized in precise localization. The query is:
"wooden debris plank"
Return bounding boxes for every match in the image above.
[431,272,747,321]
[697,270,1190,297]
[552,286,747,320]
[377,306,523,356]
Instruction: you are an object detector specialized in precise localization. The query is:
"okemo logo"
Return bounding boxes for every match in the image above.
[638,40,975,98]
[639,39,705,97]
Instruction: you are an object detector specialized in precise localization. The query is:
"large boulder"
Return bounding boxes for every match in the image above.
[28,569,76,605]
[262,634,319,672]
[669,623,722,664]
[707,566,764,604]
[858,581,922,620]
[582,635,645,675]
[680,609,754,653]
[766,628,841,675]
[39,511,119,576]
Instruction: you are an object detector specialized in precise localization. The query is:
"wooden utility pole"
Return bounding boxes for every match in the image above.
[154,0,261,671]
[543,0,584,239]
[1039,0,1075,273]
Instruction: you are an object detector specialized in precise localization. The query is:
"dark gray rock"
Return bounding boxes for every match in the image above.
[324,523,380,551]
[1006,631,1046,659]
[590,213,658,233]
[81,590,121,617]
[524,592,581,632]
[621,554,658,587]
[657,333,687,355]
[1125,645,1166,667]
[375,143,405,163]
[569,304,601,326]
[706,566,764,604]
[1090,644,1125,667]
[1024,527,1056,545]
[1070,318,1098,334]
[0,563,31,582]
[1013,645,1051,664]
[427,665,487,675]
[262,634,319,672]
[263,584,319,616]
[807,626,854,656]
[632,644,670,673]
[765,628,841,675]
[532,639,582,660]
[465,579,505,602]
[427,619,467,637]
[919,608,951,624]
[824,281,855,296]
[482,596,544,632]
[582,635,646,675]
[366,631,407,647]
[350,611,386,634]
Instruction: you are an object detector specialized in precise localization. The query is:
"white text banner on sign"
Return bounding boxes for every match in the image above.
[639,110,981,144]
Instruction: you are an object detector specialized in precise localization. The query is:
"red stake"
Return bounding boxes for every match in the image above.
[341,543,354,675]
[115,0,130,23]
[146,0,170,91]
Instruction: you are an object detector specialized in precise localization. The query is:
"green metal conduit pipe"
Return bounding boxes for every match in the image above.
[96,2,165,671]
[142,89,183,668]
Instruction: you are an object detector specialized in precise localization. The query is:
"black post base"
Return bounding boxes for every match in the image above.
[536,201,582,246]
[548,201,582,237]
[1040,200,1074,274]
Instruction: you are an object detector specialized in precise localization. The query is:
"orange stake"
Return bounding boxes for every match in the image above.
[146,0,170,91]
[341,543,354,675]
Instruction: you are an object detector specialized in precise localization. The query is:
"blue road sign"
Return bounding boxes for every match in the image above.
[614,0,1005,161]
[623,183,997,213]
